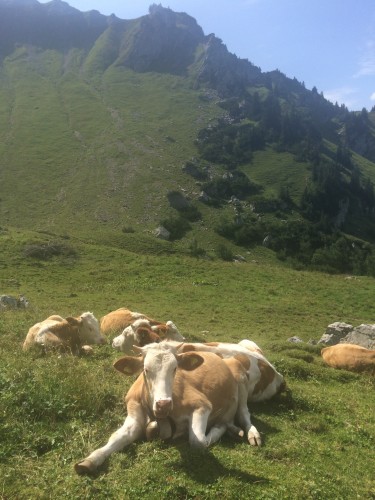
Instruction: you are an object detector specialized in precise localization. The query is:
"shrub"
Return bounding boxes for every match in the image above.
[23,241,77,260]
[215,243,234,261]
[160,215,191,240]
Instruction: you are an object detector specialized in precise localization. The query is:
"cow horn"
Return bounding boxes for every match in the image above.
[132,345,144,353]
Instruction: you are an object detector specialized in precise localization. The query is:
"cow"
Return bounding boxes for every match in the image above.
[321,344,375,374]
[171,340,285,403]
[112,318,185,355]
[23,312,105,355]
[75,342,261,474]
[0,294,29,310]
[100,307,167,335]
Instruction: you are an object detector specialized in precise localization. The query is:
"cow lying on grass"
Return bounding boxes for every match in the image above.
[75,342,261,475]
[175,340,286,402]
[112,321,285,402]
[111,318,185,354]
[321,344,375,374]
[23,312,105,355]
[100,307,168,335]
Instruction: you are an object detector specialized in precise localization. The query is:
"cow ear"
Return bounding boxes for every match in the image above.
[177,352,204,371]
[113,356,144,376]
[65,317,81,327]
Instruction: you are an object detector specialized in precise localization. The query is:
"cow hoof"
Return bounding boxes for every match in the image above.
[80,345,94,356]
[227,423,245,439]
[146,419,173,441]
[248,427,262,446]
[74,459,96,475]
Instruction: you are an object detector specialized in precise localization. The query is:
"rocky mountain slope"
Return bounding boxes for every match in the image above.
[1,1,375,275]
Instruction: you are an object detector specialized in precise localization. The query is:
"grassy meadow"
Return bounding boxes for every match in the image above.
[1,226,374,499]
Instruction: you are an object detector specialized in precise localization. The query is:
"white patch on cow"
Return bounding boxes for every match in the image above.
[112,319,151,353]
[35,323,51,345]
[78,312,104,344]
[142,342,178,416]
[164,320,185,341]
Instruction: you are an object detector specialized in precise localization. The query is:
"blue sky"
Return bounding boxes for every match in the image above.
[40,0,375,111]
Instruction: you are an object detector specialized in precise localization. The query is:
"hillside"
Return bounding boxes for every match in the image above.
[1,1,375,275]
[0,4,375,498]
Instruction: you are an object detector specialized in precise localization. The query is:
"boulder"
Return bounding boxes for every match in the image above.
[318,322,375,348]
[154,226,170,240]
[287,336,304,343]
[318,322,353,345]
[343,324,375,349]
[0,294,29,310]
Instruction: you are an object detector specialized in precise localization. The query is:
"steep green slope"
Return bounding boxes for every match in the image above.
[1,2,375,277]
[0,47,221,240]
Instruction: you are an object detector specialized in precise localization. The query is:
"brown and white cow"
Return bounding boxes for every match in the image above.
[23,312,105,355]
[100,308,167,336]
[321,344,375,374]
[75,342,261,474]
[174,340,285,402]
[111,318,185,355]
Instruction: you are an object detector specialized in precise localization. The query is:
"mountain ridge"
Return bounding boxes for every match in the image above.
[1,0,375,276]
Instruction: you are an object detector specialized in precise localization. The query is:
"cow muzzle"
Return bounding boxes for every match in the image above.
[154,398,173,418]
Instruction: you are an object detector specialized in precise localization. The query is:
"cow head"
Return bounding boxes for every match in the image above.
[136,325,161,347]
[71,312,105,345]
[112,319,161,354]
[113,342,204,418]
[152,320,185,341]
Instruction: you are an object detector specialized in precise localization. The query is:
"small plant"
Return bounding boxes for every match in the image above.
[215,243,233,261]
[188,238,206,258]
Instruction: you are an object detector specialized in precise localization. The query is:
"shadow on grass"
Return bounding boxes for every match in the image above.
[78,439,269,486]
[173,442,269,486]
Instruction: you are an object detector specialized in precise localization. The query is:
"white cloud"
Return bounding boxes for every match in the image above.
[324,86,357,108]
[354,40,375,78]
[371,92,375,101]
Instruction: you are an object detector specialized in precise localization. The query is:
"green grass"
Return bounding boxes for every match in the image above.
[244,148,309,203]
[1,39,375,499]
[0,48,221,240]
[1,226,374,499]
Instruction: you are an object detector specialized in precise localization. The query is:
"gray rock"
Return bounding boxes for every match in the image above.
[288,336,304,343]
[342,324,375,349]
[154,226,170,240]
[318,321,375,348]
[318,322,353,345]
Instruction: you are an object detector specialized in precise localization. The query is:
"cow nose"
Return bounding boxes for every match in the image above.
[155,399,172,416]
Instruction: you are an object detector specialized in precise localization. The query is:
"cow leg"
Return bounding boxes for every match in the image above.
[189,408,226,448]
[37,332,63,350]
[205,423,227,445]
[236,384,261,446]
[75,413,145,474]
